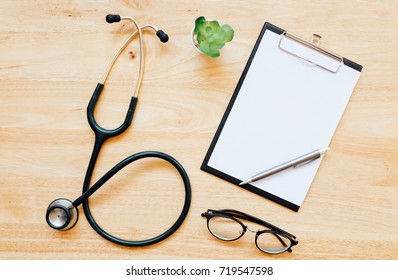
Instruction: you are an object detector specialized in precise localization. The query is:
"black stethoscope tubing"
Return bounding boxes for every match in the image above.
[73,83,192,247]
[83,151,191,246]
[46,15,191,247]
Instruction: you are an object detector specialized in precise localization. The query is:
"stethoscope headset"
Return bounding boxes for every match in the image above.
[45,14,191,247]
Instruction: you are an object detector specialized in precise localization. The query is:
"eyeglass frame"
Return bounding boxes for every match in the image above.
[201,209,298,254]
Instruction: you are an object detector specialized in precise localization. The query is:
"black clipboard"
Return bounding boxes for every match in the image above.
[200,22,362,211]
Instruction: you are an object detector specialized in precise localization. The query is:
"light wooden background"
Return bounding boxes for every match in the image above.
[1,0,397,260]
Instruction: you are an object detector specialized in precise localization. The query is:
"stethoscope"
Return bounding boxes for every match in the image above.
[45,14,191,247]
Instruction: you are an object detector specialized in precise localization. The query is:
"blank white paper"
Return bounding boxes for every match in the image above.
[207,30,361,208]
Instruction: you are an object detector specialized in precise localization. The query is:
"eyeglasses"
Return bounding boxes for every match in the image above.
[201,209,298,254]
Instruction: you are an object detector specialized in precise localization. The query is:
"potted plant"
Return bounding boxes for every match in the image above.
[191,16,234,58]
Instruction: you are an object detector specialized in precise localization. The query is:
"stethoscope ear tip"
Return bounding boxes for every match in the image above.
[46,198,79,231]
[106,14,121,24]
[156,30,169,43]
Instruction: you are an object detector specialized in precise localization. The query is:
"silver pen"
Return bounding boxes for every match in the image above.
[239,147,330,185]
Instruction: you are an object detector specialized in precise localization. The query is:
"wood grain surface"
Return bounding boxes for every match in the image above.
[0,0,397,259]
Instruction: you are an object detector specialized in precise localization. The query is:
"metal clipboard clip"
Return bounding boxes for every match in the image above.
[278,31,344,73]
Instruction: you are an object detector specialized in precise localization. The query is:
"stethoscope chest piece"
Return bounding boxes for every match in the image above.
[46,198,79,230]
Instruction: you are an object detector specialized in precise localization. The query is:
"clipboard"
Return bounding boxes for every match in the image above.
[201,22,363,211]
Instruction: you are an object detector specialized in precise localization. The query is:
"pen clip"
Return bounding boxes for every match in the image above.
[293,157,319,168]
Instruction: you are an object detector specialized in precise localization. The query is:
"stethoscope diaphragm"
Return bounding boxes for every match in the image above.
[46,198,79,230]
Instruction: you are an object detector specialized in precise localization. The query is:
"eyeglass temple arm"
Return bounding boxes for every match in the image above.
[205,209,297,239]
[269,231,293,252]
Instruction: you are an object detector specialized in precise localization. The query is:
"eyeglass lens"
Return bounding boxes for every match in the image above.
[256,231,291,254]
[208,215,290,254]
[208,216,244,241]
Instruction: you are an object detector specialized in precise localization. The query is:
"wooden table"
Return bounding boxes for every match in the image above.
[1,0,397,260]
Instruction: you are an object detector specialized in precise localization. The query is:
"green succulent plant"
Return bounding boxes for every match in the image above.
[193,16,234,58]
